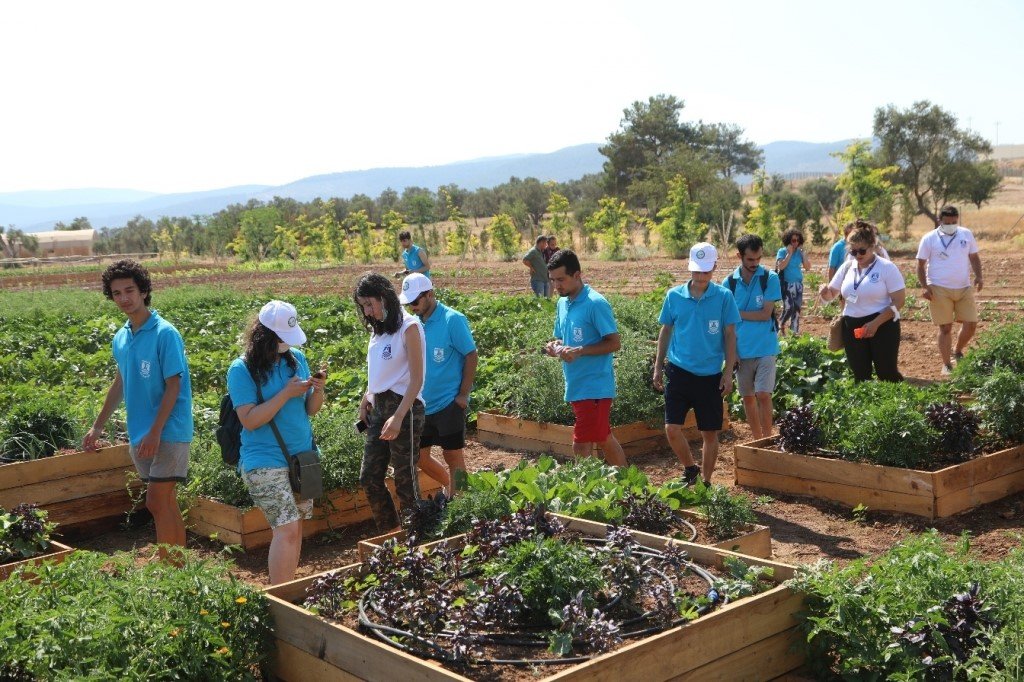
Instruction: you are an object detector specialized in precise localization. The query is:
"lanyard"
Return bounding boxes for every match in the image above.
[852,260,877,291]
[938,229,957,253]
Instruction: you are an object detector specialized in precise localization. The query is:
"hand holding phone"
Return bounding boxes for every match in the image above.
[354,420,368,434]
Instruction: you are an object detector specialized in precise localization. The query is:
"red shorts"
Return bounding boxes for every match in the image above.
[571,398,613,443]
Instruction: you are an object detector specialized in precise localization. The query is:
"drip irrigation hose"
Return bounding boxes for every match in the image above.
[355,541,728,667]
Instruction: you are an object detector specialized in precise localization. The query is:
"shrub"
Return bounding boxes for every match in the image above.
[925,401,981,460]
[0,397,79,460]
[974,368,1024,443]
[951,322,1024,390]
[0,503,56,564]
[0,550,272,679]
[776,405,820,454]
[695,484,757,540]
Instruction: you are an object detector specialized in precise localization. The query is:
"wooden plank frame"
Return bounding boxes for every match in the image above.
[0,541,75,581]
[265,513,803,681]
[734,437,1024,519]
[0,445,141,528]
[476,407,730,458]
[357,508,772,561]
[187,471,443,550]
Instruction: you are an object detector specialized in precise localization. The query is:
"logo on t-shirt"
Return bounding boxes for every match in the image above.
[960,239,967,247]
[870,272,881,283]
[708,320,720,335]
[433,347,445,362]
[755,295,764,306]
[382,344,392,360]
[572,326,584,343]
[140,360,151,378]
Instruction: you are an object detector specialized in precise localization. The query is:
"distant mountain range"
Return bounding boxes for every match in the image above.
[5,139,1015,233]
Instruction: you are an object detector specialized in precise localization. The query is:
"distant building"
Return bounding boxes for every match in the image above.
[18,229,96,257]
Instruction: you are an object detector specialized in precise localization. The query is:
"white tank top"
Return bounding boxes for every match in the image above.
[366,311,425,400]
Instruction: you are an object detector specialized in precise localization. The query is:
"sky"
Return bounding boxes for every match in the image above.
[1,0,1020,194]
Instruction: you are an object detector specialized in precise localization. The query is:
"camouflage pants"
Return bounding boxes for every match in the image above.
[360,390,424,530]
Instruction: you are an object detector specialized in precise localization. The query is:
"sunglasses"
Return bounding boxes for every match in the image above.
[848,247,869,256]
[408,292,428,306]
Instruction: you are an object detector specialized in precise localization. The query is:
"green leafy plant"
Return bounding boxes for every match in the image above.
[0,503,56,564]
[0,549,272,679]
[974,368,1024,443]
[0,397,79,460]
[951,322,1024,390]
[694,484,757,541]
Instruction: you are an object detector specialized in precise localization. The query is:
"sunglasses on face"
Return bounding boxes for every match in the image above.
[408,292,428,306]
[849,247,869,256]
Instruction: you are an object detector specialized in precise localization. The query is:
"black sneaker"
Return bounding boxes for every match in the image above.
[682,465,702,487]
[954,351,965,363]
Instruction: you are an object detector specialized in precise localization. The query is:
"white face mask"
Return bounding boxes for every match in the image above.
[939,223,958,236]
[277,342,290,353]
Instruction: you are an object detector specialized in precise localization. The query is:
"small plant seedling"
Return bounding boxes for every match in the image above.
[755,495,775,506]
[852,503,869,523]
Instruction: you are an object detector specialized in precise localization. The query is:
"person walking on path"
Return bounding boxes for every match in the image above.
[652,243,739,486]
[396,230,431,279]
[544,249,626,466]
[355,273,427,532]
[83,259,192,559]
[401,273,478,493]
[226,300,326,584]
[523,235,550,297]
[775,228,811,335]
[916,205,983,375]
[724,234,782,440]
[819,221,906,382]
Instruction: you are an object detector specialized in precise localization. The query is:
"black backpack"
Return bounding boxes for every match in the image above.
[726,270,779,333]
[216,393,243,466]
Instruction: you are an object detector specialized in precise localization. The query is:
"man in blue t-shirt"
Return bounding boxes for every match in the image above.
[652,242,740,486]
[400,273,478,491]
[83,259,193,556]
[827,236,847,281]
[724,234,782,440]
[396,230,431,280]
[544,250,626,466]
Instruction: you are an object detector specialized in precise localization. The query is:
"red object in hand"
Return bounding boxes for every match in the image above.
[854,327,866,339]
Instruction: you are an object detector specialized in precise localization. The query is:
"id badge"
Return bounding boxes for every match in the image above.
[847,293,859,304]
[939,251,949,259]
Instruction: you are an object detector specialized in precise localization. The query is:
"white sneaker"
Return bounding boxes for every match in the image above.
[941,364,953,376]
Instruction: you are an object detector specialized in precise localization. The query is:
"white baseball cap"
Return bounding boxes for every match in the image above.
[258,300,307,346]
[399,273,433,304]
[687,242,718,272]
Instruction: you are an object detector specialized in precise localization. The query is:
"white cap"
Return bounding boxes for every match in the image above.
[258,300,306,346]
[687,242,718,272]
[398,273,433,304]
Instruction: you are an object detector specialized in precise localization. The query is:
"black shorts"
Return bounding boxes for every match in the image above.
[664,363,724,432]
[420,401,466,451]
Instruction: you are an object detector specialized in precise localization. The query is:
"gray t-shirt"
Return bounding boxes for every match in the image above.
[524,247,548,282]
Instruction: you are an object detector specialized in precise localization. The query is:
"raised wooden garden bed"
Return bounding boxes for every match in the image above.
[0,444,142,529]
[187,471,443,550]
[734,437,1024,519]
[266,513,803,681]
[0,541,74,581]
[356,508,772,560]
[477,406,730,458]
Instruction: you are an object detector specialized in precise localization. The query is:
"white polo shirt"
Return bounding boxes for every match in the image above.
[916,227,978,289]
[367,311,425,401]
[830,256,906,318]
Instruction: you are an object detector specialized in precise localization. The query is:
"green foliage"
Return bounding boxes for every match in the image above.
[813,380,943,468]
[585,197,633,260]
[437,487,515,538]
[0,550,272,679]
[975,369,1024,443]
[0,503,56,564]
[487,213,520,262]
[790,531,1024,680]
[951,322,1024,390]
[833,140,901,230]
[696,484,756,540]
[544,191,574,248]
[379,209,404,262]
[483,536,606,620]
[0,396,79,459]
[656,175,706,258]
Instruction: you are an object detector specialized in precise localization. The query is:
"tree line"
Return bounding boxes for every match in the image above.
[1,97,1000,262]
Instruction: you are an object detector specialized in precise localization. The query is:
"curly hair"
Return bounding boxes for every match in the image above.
[242,316,298,386]
[844,219,878,246]
[101,259,152,306]
[353,272,403,336]
[780,228,805,247]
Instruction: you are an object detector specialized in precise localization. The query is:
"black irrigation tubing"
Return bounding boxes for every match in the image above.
[356,545,726,667]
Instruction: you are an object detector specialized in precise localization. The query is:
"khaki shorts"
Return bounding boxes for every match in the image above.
[242,467,313,529]
[929,285,978,325]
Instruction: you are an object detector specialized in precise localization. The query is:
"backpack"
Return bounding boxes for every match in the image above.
[216,393,243,466]
[726,270,779,332]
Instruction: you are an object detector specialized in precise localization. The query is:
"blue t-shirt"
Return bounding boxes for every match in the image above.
[402,245,430,279]
[227,350,314,473]
[723,266,782,360]
[659,282,741,376]
[421,302,477,415]
[552,285,618,402]
[111,311,193,446]
[775,247,805,283]
[828,239,846,270]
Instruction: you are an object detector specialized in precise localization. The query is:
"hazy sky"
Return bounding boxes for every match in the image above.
[1,0,1020,194]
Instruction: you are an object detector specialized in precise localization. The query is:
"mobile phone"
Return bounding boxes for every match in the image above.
[354,419,368,433]
[313,369,326,380]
